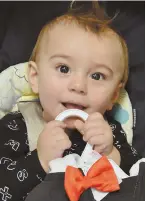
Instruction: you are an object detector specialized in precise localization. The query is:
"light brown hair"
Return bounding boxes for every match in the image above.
[30,1,128,87]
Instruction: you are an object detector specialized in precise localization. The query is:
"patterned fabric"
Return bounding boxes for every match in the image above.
[0,112,141,201]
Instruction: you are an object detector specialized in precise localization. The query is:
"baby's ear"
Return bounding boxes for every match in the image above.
[28,61,39,94]
[107,83,123,111]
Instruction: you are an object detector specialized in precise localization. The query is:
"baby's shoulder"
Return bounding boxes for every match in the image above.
[0,111,25,128]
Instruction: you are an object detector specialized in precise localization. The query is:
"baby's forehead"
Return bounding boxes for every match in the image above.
[41,22,123,52]
[39,23,125,70]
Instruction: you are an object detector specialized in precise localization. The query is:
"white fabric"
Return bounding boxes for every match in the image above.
[18,102,45,151]
[129,158,145,176]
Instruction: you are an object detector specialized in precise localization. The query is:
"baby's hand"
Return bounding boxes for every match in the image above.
[75,112,113,155]
[37,120,71,173]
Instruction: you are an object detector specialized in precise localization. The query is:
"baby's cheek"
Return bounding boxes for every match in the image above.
[90,97,109,112]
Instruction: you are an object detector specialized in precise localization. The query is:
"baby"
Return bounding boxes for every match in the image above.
[28,11,129,172]
[0,4,140,201]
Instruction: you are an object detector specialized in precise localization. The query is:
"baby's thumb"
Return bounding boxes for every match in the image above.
[74,120,84,135]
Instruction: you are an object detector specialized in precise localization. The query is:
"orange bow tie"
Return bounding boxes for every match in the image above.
[65,156,120,201]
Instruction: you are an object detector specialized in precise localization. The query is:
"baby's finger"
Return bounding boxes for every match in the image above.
[84,123,106,136]
[87,135,104,146]
[58,138,72,150]
[87,112,104,122]
[83,127,104,142]
[51,127,67,137]
[84,121,100,132]
[47,120,67,129]
[94,144,106,154]
[74,119,85,135]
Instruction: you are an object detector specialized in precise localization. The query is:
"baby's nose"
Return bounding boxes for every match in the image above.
[68,74,87,95]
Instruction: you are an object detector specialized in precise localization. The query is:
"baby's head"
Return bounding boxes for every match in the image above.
[28,6,128,128]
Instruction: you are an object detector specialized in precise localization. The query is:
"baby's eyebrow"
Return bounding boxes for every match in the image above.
[49,54,72,60]
[49,54,113,74]
[92,63,113,74]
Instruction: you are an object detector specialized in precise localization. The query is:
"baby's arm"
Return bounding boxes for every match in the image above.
[107,146,121,166]
[0,114,46,201]
[0,112,72,201]
[75,112,141,175]
[108,117,141,175]
[0,150,46,201]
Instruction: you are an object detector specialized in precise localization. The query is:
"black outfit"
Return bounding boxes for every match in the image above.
[0,112,141,201]
[25,162,145,201]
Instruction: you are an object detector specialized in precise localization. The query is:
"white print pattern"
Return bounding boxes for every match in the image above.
[7,120,19,131]
[17,169,28,182]
[120,129,126,137]
[64,144,78,155]
[0,186,12,201]
[7,161,17,171]
[0,157,16,171]
[114,141,121,149]
[23,193,29,200]
[4,140,20,151]
[0,157,12,165]
[131,147,138,156]
[25,152,31,159]
[70,144,77,151]
[25,139,29,146]
[109,123,116,132]
[26,152,31,157]
[22,118,25,122]
[36,174,43,182]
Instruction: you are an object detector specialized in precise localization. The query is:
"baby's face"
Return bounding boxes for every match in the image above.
[29,23,124,128]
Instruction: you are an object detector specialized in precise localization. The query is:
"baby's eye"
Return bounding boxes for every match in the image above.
[57,65,70,74]
[91,72,105,80]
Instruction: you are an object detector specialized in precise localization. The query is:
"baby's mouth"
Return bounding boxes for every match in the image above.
[62,102,86,110]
